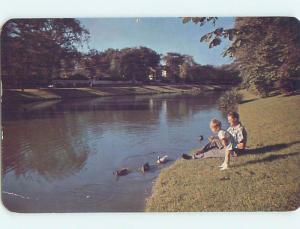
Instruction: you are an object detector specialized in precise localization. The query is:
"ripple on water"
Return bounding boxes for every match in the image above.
[69,182,121,204]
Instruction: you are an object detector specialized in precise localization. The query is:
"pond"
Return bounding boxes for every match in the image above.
[2,93,226,212]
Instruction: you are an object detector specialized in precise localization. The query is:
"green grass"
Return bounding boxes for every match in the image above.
[145,91,300,211]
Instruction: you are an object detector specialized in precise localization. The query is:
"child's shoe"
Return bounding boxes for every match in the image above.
[182,153,192,160]
[218,162,226,168]
[220,164,229,170]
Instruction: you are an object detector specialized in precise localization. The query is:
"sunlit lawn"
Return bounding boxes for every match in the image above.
[146,90,300,211]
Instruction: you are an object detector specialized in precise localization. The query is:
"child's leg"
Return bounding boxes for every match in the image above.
[219,150,229,167]
[193,153,204,159]
[194,140,218,156]
[226,150,231,165]
[220,150,231,170]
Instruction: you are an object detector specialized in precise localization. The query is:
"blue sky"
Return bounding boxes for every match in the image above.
[78,17,235,66]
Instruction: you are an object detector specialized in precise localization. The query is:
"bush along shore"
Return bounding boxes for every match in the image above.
[145,90,300,211]
[3,84,230,104]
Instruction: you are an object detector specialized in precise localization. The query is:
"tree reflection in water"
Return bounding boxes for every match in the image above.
[3,116,90,181]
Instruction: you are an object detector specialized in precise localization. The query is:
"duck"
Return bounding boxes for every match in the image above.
[198,135,204,141]
[156,155,168,164]
[140,163,150,173]
[113,168,130,176]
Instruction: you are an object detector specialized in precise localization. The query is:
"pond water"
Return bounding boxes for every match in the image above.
[2,93,226,212]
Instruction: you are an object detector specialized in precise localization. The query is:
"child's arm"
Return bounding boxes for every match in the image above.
[208,135,218,142]
[218,130,229,148]
[237,127,247,149]
[221,138,229,148]
[237,141,246,149]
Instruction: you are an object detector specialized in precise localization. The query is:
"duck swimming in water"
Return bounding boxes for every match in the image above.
[140,163,150,173]
[198,135,204,141]
[113,168,130,176]
[157,155,168,164]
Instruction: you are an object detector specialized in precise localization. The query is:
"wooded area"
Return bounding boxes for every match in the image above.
[1,18,240,90]
[2,17,299,96]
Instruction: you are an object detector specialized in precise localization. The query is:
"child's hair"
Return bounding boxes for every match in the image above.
[227,111,240,121]
[210,118,222,128]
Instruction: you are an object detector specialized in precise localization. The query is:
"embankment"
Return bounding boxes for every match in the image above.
[3,84,228,104]
[145,90,300,211]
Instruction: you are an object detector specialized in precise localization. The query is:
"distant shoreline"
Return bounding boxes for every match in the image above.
[3,84,232,104]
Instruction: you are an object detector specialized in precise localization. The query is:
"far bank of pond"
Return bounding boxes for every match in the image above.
[3,84,231,104]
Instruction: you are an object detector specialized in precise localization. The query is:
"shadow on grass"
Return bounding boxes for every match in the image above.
[242,141,300,155]
[233,140,300,167]
[42,88,99,99]
[234,151,300,168]
[283,90,300,97]
[239,98,258,104]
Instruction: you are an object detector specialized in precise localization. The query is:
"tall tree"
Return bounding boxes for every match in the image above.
[233,17,300,95]
[1,18,89,89]
[119,47,160,81]
[163,53,192,82]
[182,17,300,95]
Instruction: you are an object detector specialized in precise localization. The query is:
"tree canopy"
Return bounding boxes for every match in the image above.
[119,47,161,81]
[182,17,300,95]
[1,18,89,88]
[1,18,241,88]
[163,53,195,82]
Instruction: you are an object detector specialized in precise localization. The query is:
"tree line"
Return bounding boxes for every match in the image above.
[4,17,297,95]
[62,49,240,84]
[1,18,240,89]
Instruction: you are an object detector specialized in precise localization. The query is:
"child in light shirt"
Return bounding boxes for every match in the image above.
[209,118,234,170]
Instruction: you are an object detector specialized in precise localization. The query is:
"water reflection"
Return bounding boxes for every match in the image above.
[3,93,219,122]
[2,92,225,212]
[3,117,91,181]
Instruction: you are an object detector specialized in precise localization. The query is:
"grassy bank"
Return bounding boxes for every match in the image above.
[145,90,300,211]
[3,84,226,104]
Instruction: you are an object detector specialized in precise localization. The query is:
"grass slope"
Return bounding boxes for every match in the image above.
[145,91,300,211]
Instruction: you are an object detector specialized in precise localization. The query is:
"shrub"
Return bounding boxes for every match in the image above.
[218,89,242,113]
[276,78,295,95]
[253,76,274,97]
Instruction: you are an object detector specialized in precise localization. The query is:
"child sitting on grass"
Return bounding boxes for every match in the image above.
[182,118,234,170]
[209,118,234,170]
